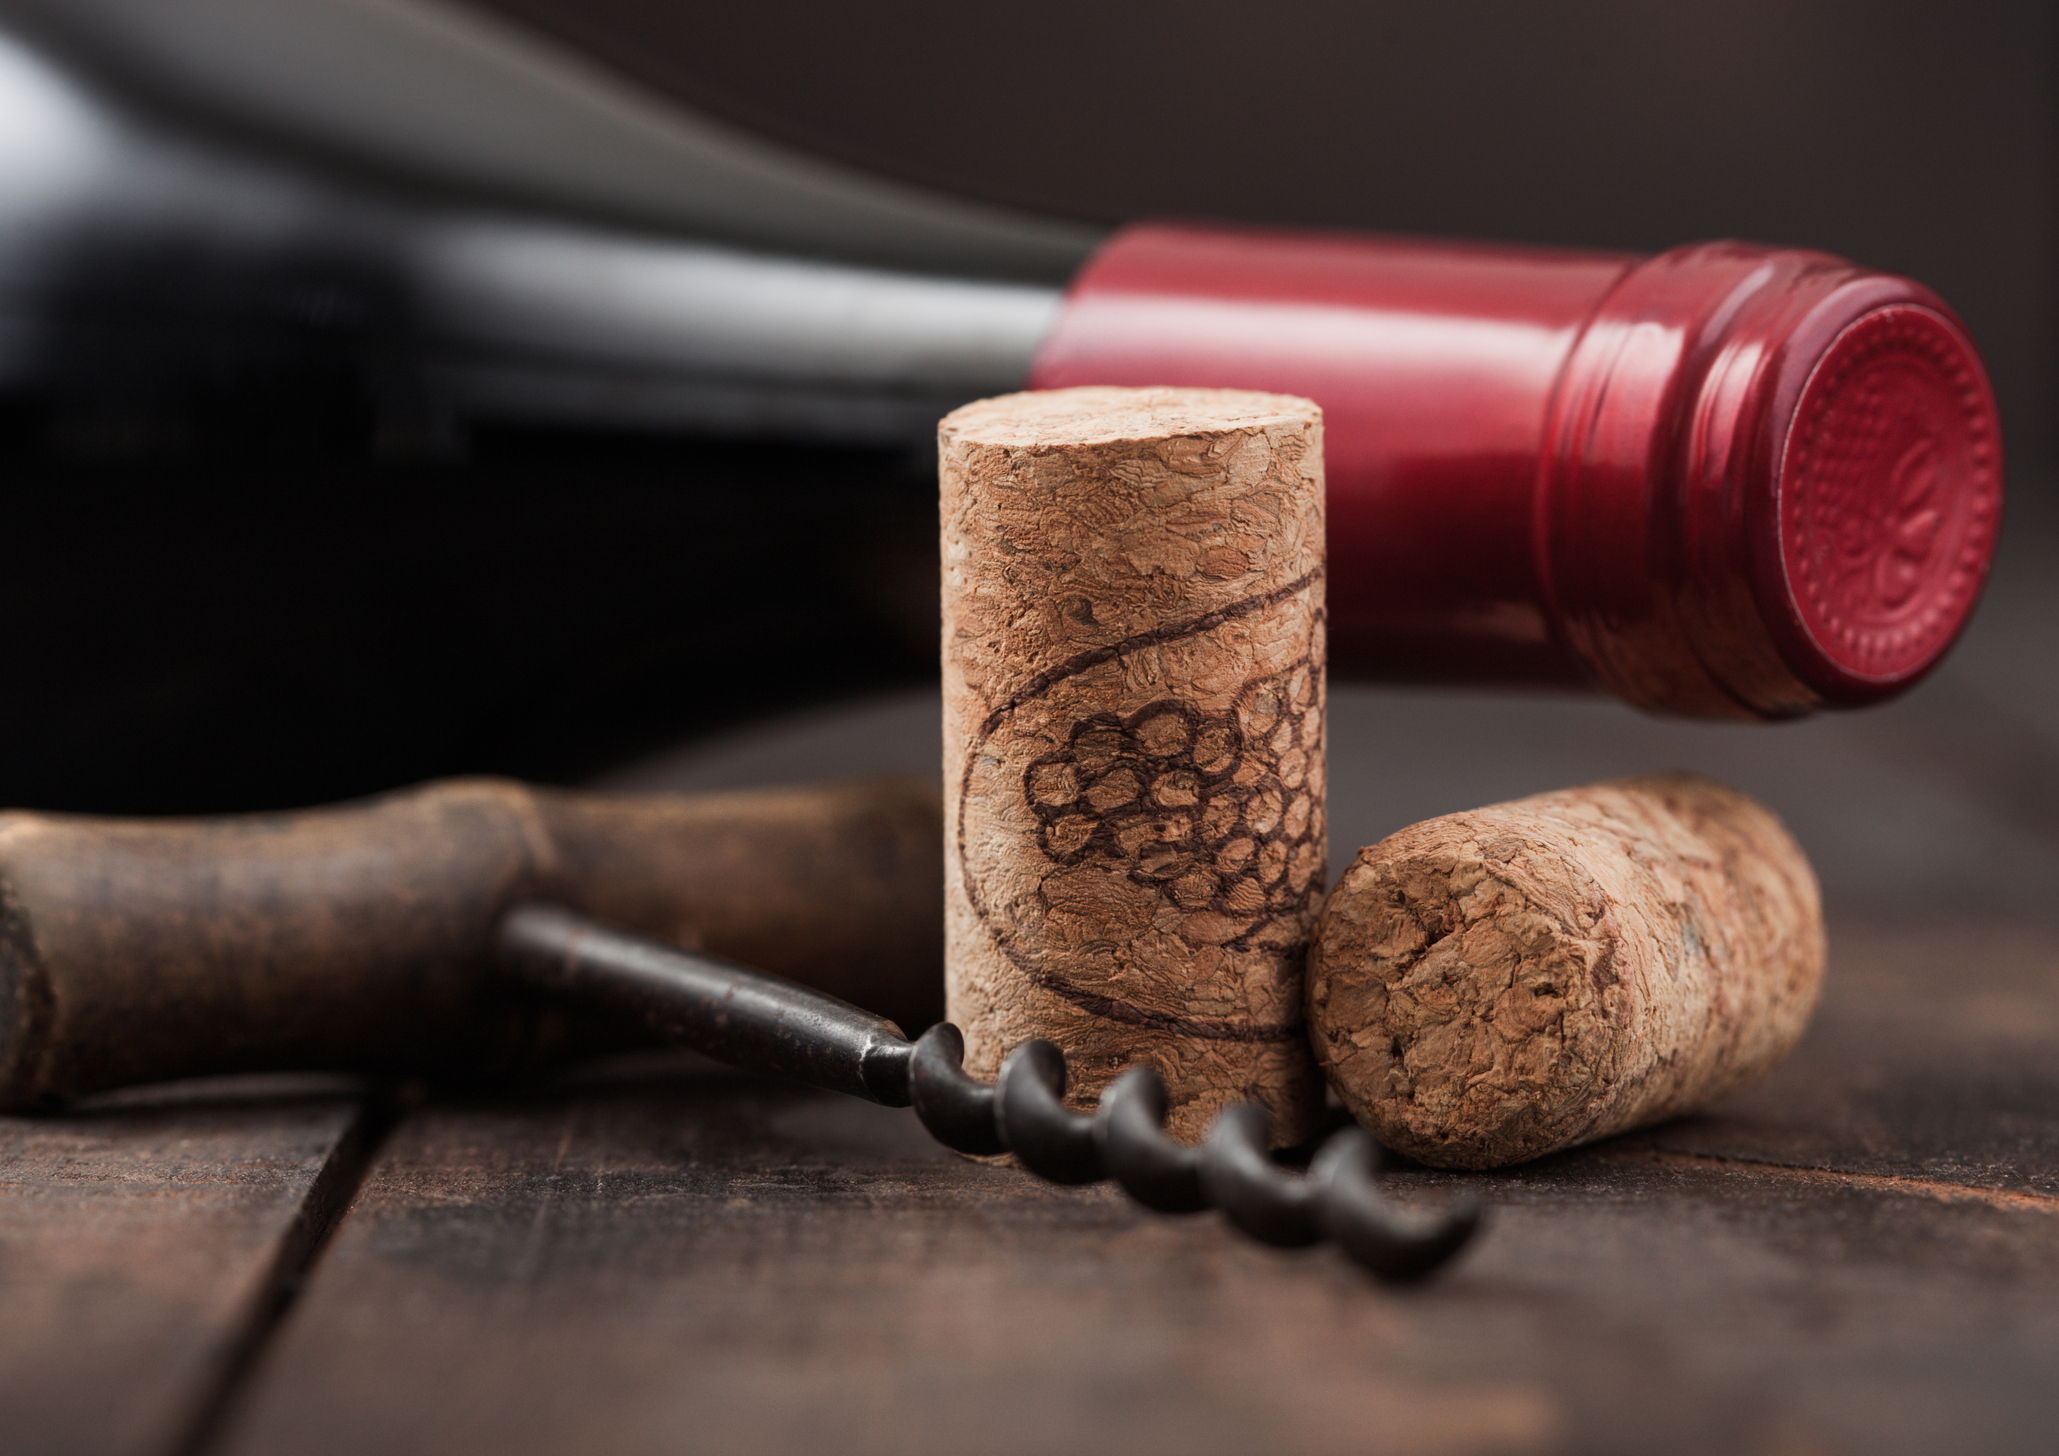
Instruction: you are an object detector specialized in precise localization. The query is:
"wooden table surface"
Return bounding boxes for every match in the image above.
[8,511,2057,1456]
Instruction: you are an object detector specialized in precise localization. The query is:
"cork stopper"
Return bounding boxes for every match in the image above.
[941,385,1327,1145]
[1307,774,1825,1168]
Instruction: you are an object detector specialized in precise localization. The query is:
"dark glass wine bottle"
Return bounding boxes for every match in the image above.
[2,20,2001,723]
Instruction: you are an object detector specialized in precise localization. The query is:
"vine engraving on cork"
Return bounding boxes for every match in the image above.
[957,577,1325,1042]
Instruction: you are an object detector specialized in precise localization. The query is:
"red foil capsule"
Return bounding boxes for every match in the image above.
[1030,223,2003,719]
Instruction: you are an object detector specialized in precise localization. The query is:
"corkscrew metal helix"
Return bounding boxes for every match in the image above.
[500,902,1481,1283]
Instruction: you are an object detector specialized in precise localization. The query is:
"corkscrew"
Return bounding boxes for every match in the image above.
[500,902,1482,1283]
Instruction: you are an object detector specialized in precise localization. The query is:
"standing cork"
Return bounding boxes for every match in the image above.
[1307,773,1826,1169]
[941,386,1326,1145]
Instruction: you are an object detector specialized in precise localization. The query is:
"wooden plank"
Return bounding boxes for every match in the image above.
[0,1081,373,1456]
[212,1063,1554,1456]
[1650,923,2059,1192]
[215,924,2059,1456]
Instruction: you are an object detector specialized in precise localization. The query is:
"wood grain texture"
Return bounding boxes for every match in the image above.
[941,386,1326,1144]
[0,1083,369,1456]
[211,1062,1552,1456]
[1638,922,2059,1193]
[207,921,2059,1456]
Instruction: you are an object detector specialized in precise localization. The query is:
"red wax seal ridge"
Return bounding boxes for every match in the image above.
[1777,305,2001,685]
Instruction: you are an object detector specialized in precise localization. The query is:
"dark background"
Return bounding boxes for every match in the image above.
[3,0,2052,814]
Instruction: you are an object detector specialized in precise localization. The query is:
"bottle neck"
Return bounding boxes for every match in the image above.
[1032,222,1637,690]
[1540,243,2002,716]
[1035,223,2003,718]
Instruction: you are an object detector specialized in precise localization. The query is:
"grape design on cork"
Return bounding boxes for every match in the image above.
[1022,658,1325,954]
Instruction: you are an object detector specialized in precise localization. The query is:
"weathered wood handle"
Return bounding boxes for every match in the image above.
[0,776,942,1107]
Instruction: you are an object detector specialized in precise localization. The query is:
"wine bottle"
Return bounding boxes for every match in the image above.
[1,19,2000,722]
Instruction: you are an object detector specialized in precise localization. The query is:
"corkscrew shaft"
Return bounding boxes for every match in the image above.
[501,903,1480,1284]
[499,902,915,1107]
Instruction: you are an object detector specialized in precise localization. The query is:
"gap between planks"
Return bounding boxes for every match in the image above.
[166,1089,407,1456]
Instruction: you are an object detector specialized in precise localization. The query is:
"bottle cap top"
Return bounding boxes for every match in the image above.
[1775,303,2001,691]
[1547,243,2005,717]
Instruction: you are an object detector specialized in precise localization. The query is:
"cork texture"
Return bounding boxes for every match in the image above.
[941,386,1326,1145]
[1307,773,1825,1168]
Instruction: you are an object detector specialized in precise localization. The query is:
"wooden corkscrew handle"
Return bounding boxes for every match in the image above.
[0,776,942,1107]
